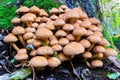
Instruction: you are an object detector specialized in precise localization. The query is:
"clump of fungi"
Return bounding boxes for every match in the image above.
[4,5,118,70]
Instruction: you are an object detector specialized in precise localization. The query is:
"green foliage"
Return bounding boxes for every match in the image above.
[0,0,17,28]
[9,68,32,80]
[23,0,60,13]
[107,72,120,79]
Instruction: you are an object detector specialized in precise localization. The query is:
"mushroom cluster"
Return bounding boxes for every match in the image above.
[4,5,117,69]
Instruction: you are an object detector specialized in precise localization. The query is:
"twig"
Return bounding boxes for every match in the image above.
[69,59,81,80]
[29,64,36,80]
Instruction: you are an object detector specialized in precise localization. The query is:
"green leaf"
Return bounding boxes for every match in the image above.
[107,72,120,79]
[117,54,120,60]
[9,68,32,80]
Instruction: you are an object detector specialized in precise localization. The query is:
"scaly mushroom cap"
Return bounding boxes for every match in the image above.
[55,30,67,37]
[91,60,103,67]
[58,53,69,62]
[44,24,55,30]
[86,30,93,36]
[63,24,74,31]
[36,28,53,39]
[30,50,37,56]
[87,34,102,43]
[64,10,79,20]
[50,15,58,20]
[89,25,99,31]
[4,33,18,42]
[23,32,34,40]
[29,56,48,67]
[99,38,110,46]
[25,27,36,33]
[11,18,21,24]
[53,18,65,27]
[29,6,40,13]
[66,34,75,41]
[79,39,91,48]
[93,31,103,37]
[63,42,85,56]
[50,39,58,45]
[16,6,29,14]
[89,17,100,25]
[59,38,69,46]
[93,46,105,53]
[73,27,87,36]
[39,9,48,17]
[37,46,53,55]
[48,57,61,68]
[82,52,92,58]
[80,20,91,28]
[49,8,58,14]
[52,44,62,51]
[103,48,117,57]
[31,23,39,28]
[15,48,28,61]
[12,26,25,35]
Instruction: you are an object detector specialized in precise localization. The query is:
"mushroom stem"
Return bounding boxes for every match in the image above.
[10,42,19,51]
[76,36,81,41]
[70,18,76,24]
[26,21,32,27]
[18,35,26,47]
[87,43,95,51]
[86,61,95,68]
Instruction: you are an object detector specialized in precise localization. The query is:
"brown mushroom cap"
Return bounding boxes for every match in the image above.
[63,42,85,56]
[99,38,110,46]
[25,27,36,33]
[59,5,68,10]
[93,46,105,53]
[59,38,69,46]
[63,24,74,31]
[23,32,34,40]
[86,30,93,36]
[58,8,64,13]
[29,56,48,67]
[50,39,58,45]
[89,17,100,25]
[40,17,50,23]
[50,15,58,20]
[89,25,99,31]
[58,53,69,62]
[44,24,55,30]
[73,23,80,28]
[36,28,53,39]
[37,46,53,55]
[53,18,65,27]
[12,26,25,35]
[79,39,91,48]
[4,33,18,42]
[73,27,87,36]
[38,23,46,29]
[87,34,102,43]
[35,17,41,23]
[93,31,103,37]
[49,8,58,14]
[27,38,35,44]
[15,48,28,61]
[91,60,103,67]
[16,6,29,14]
[66,34,75,41]
[11,18,21,24]
[52,44,63,51]
[55,30,67,37]
[103,48,117,57]
[82,52,92,58]
[31,23,39,28]
[48,57,61,68]
[29,6,40,13]
[80,20,91,28]
[33,40,41,48]
[30,50,37,56]
[21,13,36,20]
[39,9,48,17]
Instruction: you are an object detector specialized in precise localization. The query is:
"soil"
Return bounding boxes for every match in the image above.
[0,29,120,80]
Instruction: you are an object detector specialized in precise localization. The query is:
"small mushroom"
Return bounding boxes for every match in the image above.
[58,38,69,46]
[66,34,75,41]
[14,48,28,61]
[4,33,19,51]
[79,39,91,48]
[93,31,103,37]
[23,32,34,40]
[49,8,58,15]
[35,17,41,23]
[63,24,74,33]
[103,48,117,57]
[82,51,92,59]
[33,40,41,48]
[86,30,93,36]
[53,18,65,29]
[29,56,48,70]
[58,52,69,62]
[25,27,36,33]
[44,24,55,30]
[12,26,26,47]
[48,57,61,68]
[27,38,35,44]
[63,42,85,56]
[16,6,29,16]
[99,38,110,46]
[31,22,39,28]
[52,44,63,51]
[38,23,46,29]
[55,30,67,37]
[50,15,58,21]
[50,39,59,45]
[80,20,91,28]
[39,9,48,17]
[30,50,37,56]
[89,17,100,25]
[93,46,105,53]
[73,27,87,41]
[91,60,103,68]
[11,17,21,25]
[29,6,40,15]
